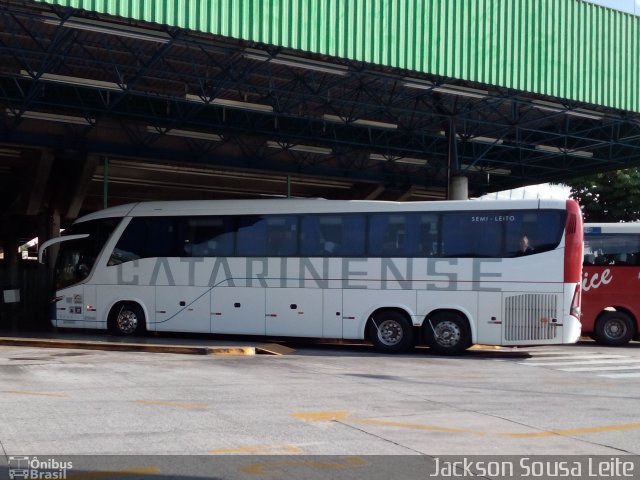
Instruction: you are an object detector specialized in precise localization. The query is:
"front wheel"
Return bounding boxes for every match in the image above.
[424,312,471,355]
[367,311,414,353]
[109,302,146,336]
[594,311,635,346]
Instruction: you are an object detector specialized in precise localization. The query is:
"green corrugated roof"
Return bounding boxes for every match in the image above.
[36,0,640,113]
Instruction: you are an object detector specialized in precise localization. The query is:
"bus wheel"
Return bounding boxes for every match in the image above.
[367,311,414,353]
[110,303,145,336]
[425,312,471,355]
[595,311,635,346]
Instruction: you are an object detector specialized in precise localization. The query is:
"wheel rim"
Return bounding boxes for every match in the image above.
[116,309,138,335]
[433,320,461,347]
[604,318,628,340]
[376,319,404,346]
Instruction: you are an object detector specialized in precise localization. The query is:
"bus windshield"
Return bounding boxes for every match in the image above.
[54,219,120,289]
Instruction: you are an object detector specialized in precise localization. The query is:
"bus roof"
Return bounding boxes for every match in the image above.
[76,198,569,223]
[585,223,640,234]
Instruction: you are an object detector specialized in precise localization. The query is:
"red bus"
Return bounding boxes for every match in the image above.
[582,223,640,346]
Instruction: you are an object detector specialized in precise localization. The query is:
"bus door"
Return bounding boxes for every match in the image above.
[266,288,323,337]
[476,292,503,345]
[210,286,266,335]
[155,286,211,333]
[322,289,343,338]
[82,284,98,328]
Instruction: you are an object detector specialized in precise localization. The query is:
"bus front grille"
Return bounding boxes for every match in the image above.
[504,294,558,341]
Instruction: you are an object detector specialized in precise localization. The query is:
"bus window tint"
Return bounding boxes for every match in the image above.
[265,216,298,256]
[418,214,440,256]
[109,218,179,264]
[300,215,365,256]
[184,217,235,257]
[368,213,434,256]
[505,211,565,257]
[442,212,503,257]
[236,216,268,256]
[369,214,409,256]
[584,233,640,266]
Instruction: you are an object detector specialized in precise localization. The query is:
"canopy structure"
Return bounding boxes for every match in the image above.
[1,0,639,244]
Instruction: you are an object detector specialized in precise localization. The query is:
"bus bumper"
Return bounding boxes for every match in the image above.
[563,315,582,344]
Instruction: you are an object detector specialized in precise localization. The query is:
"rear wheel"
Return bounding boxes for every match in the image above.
[594,311,635,346]
[367,311,414,353]
[424,312,471,355]
[109,302,146,336]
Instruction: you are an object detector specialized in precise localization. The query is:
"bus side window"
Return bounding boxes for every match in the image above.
[265,216,298,256]
[185,217,235,257]
[300,216,324,256]
[237,216,268,256]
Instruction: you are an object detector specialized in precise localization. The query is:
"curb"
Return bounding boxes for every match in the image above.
[0,337,258,356]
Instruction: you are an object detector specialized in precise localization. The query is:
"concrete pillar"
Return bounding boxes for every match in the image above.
[1,227,20,332]
[449,176,469,200]
[37,210,61,269]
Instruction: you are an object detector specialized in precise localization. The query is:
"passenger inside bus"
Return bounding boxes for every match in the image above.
[516,234,535,256]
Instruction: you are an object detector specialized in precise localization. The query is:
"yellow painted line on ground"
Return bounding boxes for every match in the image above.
[352,418,487,435]
[501,422,640,438]
[290,410,640,440]
[209,444,303,454]
[256,343,296,355]
[468,344,503,350]
[241,456,367,475]
[4,390,67,398]
[207,346,256,356]
[290,410,350,422]
[67,466,161,479]
[0,337,256,355]
[134,400,208,409]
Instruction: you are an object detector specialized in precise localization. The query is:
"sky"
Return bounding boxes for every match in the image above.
[582,0,640,15]
[478,183,571,201]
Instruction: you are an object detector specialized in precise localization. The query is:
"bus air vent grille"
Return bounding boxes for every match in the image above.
[504,294,558,341]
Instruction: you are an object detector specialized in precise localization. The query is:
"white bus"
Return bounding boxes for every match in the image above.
[39,198,584,354]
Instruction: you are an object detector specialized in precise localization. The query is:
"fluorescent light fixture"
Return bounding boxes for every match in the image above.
[531,100,602,120]
[535,144,594,158]
[20,70,124,91]
[41,14,170,44]
[437,131,503,144]
[323,114,397,130]
[146,126,222,142]
[402,78,434,90]
[468,136,503,145]
[244,49,348,76]
[435,84,488,98]
[462,164,511,175]
[531,100,564,113]
[369,153,426,165]
[266,141,332,155]
[6,108,93,125]
[185,94,273,113]
[0,148,20,158]
[566,109,602,120]
[403,80,488,98]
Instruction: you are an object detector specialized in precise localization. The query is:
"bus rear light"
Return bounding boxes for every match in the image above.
[570,285,581,318]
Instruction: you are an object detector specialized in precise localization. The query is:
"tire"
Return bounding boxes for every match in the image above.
[109,302,146,336]
[367,311,414,353]
[424,311,472,355]
[594,311,635,346]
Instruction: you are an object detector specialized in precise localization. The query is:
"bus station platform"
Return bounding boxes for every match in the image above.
[0,331,296,356]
